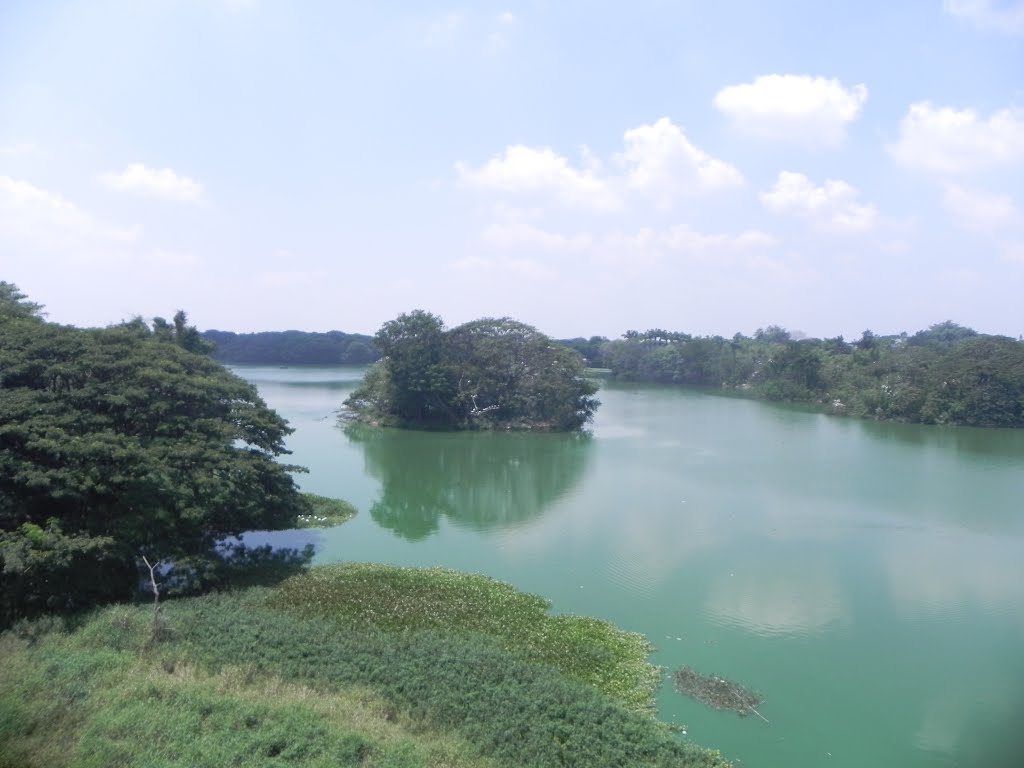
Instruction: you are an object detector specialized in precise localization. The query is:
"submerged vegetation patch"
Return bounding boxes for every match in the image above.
[267,563,661,712]
[673,667,767,722]
[295,493,358,528]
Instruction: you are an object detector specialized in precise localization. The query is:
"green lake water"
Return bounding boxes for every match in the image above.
[237,365,1024,768]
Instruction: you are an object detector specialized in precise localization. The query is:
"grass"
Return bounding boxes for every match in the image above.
[0,613,492,768]
[0,568,732,768]
[295,493,358,528]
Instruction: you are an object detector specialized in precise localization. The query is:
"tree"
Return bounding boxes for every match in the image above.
[908,320,979,348]
[0,299,309,624]
[754,325,791,343]
[0,281,45,322]
[345,313,599,431]
[152,310,214,354]
[371,310,455,426]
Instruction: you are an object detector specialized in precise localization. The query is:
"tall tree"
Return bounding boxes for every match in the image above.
[0,300,308,624]
[371,310,455,426]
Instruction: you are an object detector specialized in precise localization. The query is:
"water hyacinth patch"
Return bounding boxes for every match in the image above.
[294,494,357,529]
[267,563,661,712]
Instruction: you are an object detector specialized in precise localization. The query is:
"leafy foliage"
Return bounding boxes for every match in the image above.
[0,522,128,621]
[0,281,45,322]
[557,336,611,367]
[603,322,1024,427]
[345,312,599,431]
[0,286,310,625]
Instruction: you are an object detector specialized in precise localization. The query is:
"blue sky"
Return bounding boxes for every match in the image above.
[2,0,1022,339]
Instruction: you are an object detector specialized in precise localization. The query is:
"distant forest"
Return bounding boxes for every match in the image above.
[202,329,380,365]
[579,322,1024,428]
[202,322,1024,428]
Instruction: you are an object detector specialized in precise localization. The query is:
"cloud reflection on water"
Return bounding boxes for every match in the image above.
[704,562,847,637]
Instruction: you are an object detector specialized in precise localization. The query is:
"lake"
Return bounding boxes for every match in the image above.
[238,365,1024,768]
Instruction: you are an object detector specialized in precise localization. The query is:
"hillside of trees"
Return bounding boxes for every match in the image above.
[344,311,599,431]
[602,322,1024,428]
[202,329,379,365]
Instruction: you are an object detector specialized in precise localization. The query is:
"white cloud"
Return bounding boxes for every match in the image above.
[482,221,594,251]
[664,225,777,251]
[618,117,744,207]
[714,75,868,147]
[762,171,878,233]
[497,10,516,25]
[457,118,741,211]
[592,226,777,272]
[944,0,1024,35]
[0,175,138,248]
[888,102,1024,174]
[456,145,619,210]
[942,183,1020,232]
[99,163,205,202]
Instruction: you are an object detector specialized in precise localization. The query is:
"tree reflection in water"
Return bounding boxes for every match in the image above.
[344,424,592,540]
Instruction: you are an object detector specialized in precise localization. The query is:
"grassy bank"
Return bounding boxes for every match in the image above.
[0,567,730,768]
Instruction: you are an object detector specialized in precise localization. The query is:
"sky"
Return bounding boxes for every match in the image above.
[2,0,1023,340]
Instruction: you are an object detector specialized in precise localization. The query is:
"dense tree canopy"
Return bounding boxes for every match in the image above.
[0,286,309,624]
[603,322,1024,428]
[345,312,599,431]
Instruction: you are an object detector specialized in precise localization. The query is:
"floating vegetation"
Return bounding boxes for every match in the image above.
[267,563,661,712]
[673,667,769,723]
[294,493,357,528]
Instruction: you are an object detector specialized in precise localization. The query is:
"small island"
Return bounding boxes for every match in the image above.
[343,310,600,431]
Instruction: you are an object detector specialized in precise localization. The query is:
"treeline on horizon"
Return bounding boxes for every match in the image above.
[563,322,1024,428]
[201,321,1024,428]
[202,329,379,365]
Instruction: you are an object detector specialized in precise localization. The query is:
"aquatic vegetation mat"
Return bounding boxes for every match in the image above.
[673,667,768,722]
[295,493,357,528]
[266,563,661,712]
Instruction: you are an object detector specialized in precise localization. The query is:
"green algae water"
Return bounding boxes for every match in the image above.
[238,365,1024,768]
